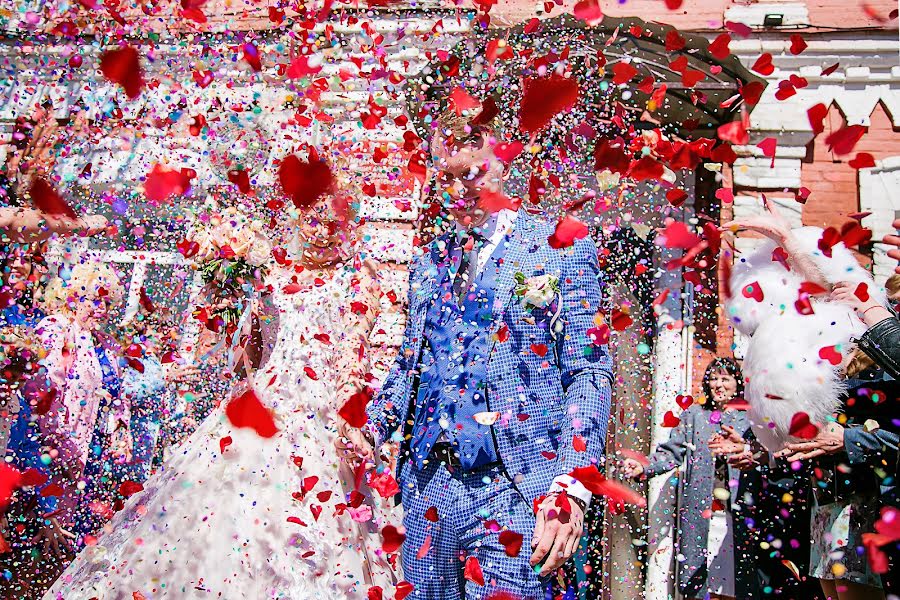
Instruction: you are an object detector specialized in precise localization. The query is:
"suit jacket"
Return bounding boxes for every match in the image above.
[367,210,614,504]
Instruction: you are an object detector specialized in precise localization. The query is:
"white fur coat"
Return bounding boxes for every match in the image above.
[726,227,886,451]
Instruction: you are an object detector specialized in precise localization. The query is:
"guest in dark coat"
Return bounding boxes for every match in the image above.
[622,358,762,600]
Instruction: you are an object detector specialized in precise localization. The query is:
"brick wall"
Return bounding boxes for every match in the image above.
[487,0,897,30]
[802,102,900,230]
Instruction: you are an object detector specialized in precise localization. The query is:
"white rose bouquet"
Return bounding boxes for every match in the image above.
[185,206,272,325]
[514,272,560,311]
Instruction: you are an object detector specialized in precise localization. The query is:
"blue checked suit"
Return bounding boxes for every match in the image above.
[367,210,614,598]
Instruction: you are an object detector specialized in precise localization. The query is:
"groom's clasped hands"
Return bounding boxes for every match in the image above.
[530,492,586,576]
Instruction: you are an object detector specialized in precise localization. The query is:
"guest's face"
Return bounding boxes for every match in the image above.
[431,130,505,230]
[4,250,36,289]
[298,196,351,263]
[74,294,112,328]
[708,368,738,404]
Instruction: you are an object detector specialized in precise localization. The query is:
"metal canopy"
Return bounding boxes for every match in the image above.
[405,13,767,140]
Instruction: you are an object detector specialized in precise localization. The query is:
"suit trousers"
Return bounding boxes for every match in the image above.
[399,458,550,600]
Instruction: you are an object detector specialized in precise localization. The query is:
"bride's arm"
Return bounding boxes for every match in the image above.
[334,259,381,410]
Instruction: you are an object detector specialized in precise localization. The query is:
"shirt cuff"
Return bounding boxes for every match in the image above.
[549,475,592,508]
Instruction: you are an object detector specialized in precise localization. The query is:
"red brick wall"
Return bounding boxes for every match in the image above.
[489,0,897,30]
[802,102,900,230]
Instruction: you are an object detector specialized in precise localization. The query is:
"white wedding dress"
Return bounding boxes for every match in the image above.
[45,265,402,600]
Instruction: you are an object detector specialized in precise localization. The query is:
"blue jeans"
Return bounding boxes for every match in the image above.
[399,459,550,600]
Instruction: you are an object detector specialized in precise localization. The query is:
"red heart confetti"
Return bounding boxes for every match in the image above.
[848,153,876,169]
[675,394,693,409]
[662,410,680,427]
[279,153,335,209]
[818,345,843,366]
[380,525,406,553]
[498,530,523,557]
[741,282,764,302]
[789,34,808,55]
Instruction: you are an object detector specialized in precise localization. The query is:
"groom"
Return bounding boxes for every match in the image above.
[346,107,613,599]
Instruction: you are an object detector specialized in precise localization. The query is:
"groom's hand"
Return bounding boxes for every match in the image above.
[529,492,585,576]
[335,421,375,466]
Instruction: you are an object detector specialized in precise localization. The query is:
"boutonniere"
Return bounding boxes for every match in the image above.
[514,272,560,310]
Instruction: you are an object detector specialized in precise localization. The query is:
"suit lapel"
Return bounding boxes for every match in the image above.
[488,211,535,348]
[409,234,450,340]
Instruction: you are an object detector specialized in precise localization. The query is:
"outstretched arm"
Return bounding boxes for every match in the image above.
[335,260,381,406]
[550,236,614,506]
[365,260,424,447]
[724,195,829,289]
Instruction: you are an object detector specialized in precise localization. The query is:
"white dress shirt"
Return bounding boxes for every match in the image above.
[455,208,517,279]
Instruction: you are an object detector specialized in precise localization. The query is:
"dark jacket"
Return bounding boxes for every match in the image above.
[857,316,900,379]
[645,404,761,599]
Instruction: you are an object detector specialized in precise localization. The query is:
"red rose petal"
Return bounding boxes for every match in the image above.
[498,530,523,557]
[611,61,638,85]
[825,124,866,156]
[519,75,579,134]
[100,45,144,99]
[144,164,193,203]
[572,435,587,453]
[28,178,78,219]
[463,555,485,586]
[572,0,603,24]
[0,465,22,509]
[626,156,664,181]
[788,412,819,439]
[569,465,646,507]
[225,389,279,438]
[449,86,481,115]
[118,480,144,498]
[548,215,589,249]
[338,387,372,429]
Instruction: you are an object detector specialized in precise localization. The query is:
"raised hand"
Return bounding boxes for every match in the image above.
[619,457,645,480]
[775,421,845,462]
[29,517,75,559]
[723,195,791,244]
[709,425,746,457]
[884,218,900,274]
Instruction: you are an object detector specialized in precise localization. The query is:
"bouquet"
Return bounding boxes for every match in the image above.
[185,206,272,327]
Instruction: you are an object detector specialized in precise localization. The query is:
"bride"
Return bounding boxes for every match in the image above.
[44,192,402,599]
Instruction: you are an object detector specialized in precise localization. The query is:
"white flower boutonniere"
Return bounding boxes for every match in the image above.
[514,272,560,310]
